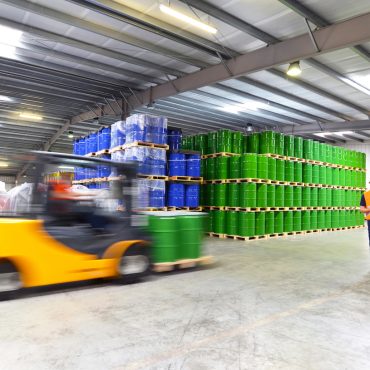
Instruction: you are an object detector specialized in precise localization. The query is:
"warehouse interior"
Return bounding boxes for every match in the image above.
[1,0,370,369]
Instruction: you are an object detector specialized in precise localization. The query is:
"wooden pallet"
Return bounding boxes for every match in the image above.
[136,207,167,212]
[207,232,226,238]
[121,141,169,150]
[137,174,168,180]
[235,235,268,241]
[152,255,214,272]
[202,152,238,159]
[269,233,285,238]
[261,153,286,160]
[284,231,306,236]
[167,207,203,211]
[203,206,226,210]
[168,176,203,182]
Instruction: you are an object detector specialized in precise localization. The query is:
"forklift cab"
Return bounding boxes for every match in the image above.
[0,151,151,297]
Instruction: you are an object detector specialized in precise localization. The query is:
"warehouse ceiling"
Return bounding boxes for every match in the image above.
[0,0,369,176]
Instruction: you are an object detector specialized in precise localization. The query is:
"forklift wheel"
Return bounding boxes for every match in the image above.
[118,243,151,283]
[0,261,22,301]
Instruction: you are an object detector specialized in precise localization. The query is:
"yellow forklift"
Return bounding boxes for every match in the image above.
[0,151,151,299]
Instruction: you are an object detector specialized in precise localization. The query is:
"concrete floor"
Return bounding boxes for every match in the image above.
[1,229,370,370]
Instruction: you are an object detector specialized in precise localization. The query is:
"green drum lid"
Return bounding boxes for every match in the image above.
[241,153,257,178]
[238,212,255,237]
[225,211,239,235]
[274,211,284,233]
[284,211,293,232]
[215,156,229,179]
[275,185,284,207]
[293,211,302,231]
[229,155,241,178]
[228,183,240,207]
[294,162,303,183]
[149,215,178,263]
[255,212,266,235]
[240,182,257,208]
[214,183,227,206]
[268,157,277,180]
[213,210,226,233]
[256,183,268,208]
[285,161,294,182]
[267,184,276,208]
[265,211,275,234]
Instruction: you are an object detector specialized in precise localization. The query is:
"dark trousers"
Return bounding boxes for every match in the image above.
[368,220,370,245]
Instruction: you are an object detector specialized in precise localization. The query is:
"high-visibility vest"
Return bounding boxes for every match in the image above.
[363,191,370,220]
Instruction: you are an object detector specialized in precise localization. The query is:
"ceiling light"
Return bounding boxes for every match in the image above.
[335,131,353,136]
[0,95,13,102]
[220,105,242,114]
[287,61,302,77]
[159,4,217,34]
[246,123,253,132]
[19,112,43,121]
[0,25,23,59]
[58,165,75,170]
[67,130,74,139]
[241,101,267,111]
[0,162,9,168]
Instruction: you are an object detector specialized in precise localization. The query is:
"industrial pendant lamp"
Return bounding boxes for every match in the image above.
[287,61,302,77]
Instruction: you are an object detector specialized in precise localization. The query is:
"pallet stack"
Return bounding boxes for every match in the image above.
[183,130,366,240]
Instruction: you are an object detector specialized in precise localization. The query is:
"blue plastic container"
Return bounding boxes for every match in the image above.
[97,129,103,151]
[89,132,98,153]
[79,137,86,156]
[185,184,199,207]
[149,180,166,207]
[99,127,111,150]
[168,153,186,176]
[98,154,111,178]
[168,183,185,207]
[186,154,201,177]
[168,129,182,151]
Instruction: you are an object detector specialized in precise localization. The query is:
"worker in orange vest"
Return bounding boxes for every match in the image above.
[360,190,370,245]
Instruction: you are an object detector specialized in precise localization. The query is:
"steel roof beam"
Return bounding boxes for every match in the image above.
[355,131,370,139]
[267,69,370,116]
[1,0,204,69]
[341,134,364,143]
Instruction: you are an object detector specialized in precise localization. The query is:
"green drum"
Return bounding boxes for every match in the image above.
[332,167,339,186]
[301,210,311,231]
[326,166,333,186]
[200,184,205,206]
[325,210,332,229]
[275,185,284,207]
[205,184,215,206]
[326,145,333,164]
[276,159,285,181]
[303,139,313,160]
[312,141,320,161]
[214,183,227,206]
[317,210,326,229]
[311,187,318,207]
[332,146,339,165]
[302,186,311,207]
[265,211,275,234]
[181,137,187,150]
[293,211,302,231]
[201,159,206,178]
[206,157,215,180]
[303,163,313,184]
[240,182,257,208]
[213,210,226,233]
[312,165,320,184]
[217,130,232,153]
[225,211,239,235]
[318,188,327,207]
[275,133,285,156]
[284,186,294,207]
[241,153,257,178]
[257,183,268,207]
[319,165,326,185]
[238,212,255,237]
[229,155,240,179]
[255,212,266,235]
[294,162,303,183]
[293,186,302,207]
[215,156,229,180]
[326,188,333,207]
[193,134,200,151]
[248,133,260,154]
[284,135,294,157]
[257,155,269,179]
[149,214,178,262]
[332,189,339,207]
[260,131,276,154]
[285,160,294,182]
[228,183,239,207]
[331,210,340,229]
[267,184,276,207]
[207,131,217,154]
[268,157,277,180]
[206,211,213,232]
[232,131,243,154]
[294,136,303,158]
[338,168,345,186]
[319,143,326,162]
[274,211,284,233]
[311,210,318,230]
[198,134,207,155]
[284,211,293,232]
[178,213,205,259]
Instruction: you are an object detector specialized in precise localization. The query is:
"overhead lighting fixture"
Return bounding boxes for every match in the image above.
[246,123,253,132]
[67,130,74,139]
[0,25,23,59]
[220,100,268,114]
[287,61,302,77]
[314,131,353,137]
[0,162,9,168]
[159,4,217,34]
[220,105,242,114]
[0,95,13,102]
[19,112,43,121]
[58,165,75,170]
[335,131,353,136]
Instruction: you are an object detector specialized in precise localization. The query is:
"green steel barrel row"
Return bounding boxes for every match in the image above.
[203,154,366,188]
[209,209,363,236]
[183,130,366,169]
